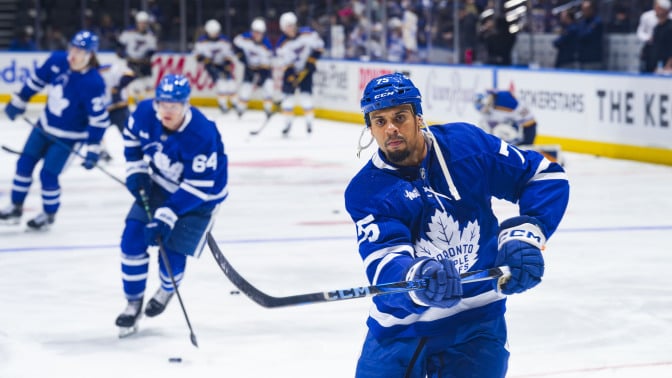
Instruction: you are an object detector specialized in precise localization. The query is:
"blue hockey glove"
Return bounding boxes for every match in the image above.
[144,207,177,246]
[81,145,101,170]
[4,94,27,121]
[495,216,546,295]
[126,172,152,202]
[405,257,462,308]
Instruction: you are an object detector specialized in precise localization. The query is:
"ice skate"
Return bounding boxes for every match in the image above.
[281,122,292,137]
[116,299,143,338]
[0,204,22,225]
[306,122,312,134]
[144,288,174,317]
[218,103,230,114]
[26,212,55,231]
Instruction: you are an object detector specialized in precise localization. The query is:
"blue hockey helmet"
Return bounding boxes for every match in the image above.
[360,72,422,127]
[155,74,191,103]
[70,30,99,53]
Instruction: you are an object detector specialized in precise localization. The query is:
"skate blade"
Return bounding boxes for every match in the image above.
[118,325,139,338]
[25,225,51,233]
[0,219,21,226]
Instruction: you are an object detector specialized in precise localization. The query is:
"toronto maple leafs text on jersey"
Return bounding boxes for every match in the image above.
[344,123,569,339]
[123,100,228,216]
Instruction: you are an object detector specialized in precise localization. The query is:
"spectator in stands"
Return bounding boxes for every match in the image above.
[650,0,672,73]
[96,13,120,51]
[608,5,631,33]
[459,3,480,64]
[9,26,37,51]
[480,16,517,66]
[401,0,419,62]
[638,0,672,73]
[387,17,406,62]
[553,9,579,69]
[44,26,68,50]
[575,0,604,70]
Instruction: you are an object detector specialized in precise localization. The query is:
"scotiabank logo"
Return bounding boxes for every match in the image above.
[152,54,214,91]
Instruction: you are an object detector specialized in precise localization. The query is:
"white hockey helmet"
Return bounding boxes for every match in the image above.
[205,19,221,36]
[251,18,266,33]
[135,11,150,23]
[279,12,297,32]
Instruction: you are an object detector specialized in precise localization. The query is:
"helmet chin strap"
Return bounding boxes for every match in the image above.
[356,127,374,158]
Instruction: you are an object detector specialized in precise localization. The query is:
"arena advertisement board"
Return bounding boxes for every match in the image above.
[312,61,492,125]
[0,52,670,163]
[497,69,672,149]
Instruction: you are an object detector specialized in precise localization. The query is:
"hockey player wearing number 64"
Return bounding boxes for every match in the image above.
[345,73,570,377]
[115,74,228,336]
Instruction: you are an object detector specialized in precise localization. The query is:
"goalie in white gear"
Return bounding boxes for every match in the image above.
[193,19,237,113]
[233,18,275,119]
[275,11,325,136]
[474,89,562,163]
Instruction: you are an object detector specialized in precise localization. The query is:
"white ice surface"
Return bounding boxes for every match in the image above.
[0,106,671,377]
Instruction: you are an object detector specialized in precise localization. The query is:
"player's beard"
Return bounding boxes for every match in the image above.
[385,137,411,163]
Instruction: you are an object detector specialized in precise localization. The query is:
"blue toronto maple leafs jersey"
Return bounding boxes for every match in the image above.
[123,100,229,215]
[344,122,569,340]
[17,51,109,143]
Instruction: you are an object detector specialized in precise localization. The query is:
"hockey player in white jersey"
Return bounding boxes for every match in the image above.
[275,12,325,136]
[193,19,237,113]
[232,18,275,119]
[345,73,569,376]
[0,30,110,230]
[474,88,562,163]
[117,11,157,101]
[97,60,136,161]
[115,74,228,337]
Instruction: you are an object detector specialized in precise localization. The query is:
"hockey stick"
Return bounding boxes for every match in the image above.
[1,145,21,155]
[140,189,199,348]
[206,233,510,308]
[248,112,274,136]
[249,100,282,136]
[21,117,125,186]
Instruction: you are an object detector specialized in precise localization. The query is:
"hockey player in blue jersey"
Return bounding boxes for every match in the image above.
[115,74,228,336]
[0,30,110,231]
[345,73,570,377]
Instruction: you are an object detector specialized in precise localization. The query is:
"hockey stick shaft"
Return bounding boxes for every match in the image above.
[1,145,21,155]
[139,189,199,348]
[249,113,273,136]
[206,233,510,308]
[21,117,125,186]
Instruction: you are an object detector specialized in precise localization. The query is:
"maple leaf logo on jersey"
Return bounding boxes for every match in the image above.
[152,151,184,183]
[414,209,480,273]
[45,85,70,117]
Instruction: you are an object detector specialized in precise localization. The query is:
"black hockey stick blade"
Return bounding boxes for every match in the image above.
[207,233,510,308]
[249,114,273,136]
[1,145,21,155]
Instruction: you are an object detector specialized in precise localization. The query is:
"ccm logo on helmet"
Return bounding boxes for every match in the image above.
[374,91,395,100]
